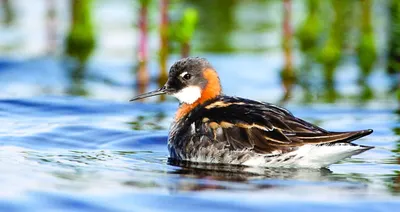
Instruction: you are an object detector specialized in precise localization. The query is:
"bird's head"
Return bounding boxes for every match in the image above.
[130,57,222,105]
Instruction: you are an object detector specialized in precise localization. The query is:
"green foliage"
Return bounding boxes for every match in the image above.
[388,0,400,74]
[139,0,151,7]
[318,38,341,69]
[357,33,377,75]
[357,0,377,77]
[296,0,321,53]
[66,26,95,63]
[318,36,341,84]
[65,0,96,64]
[316,0,355,83]
[178,8,198,43]
[396,87,400,101]
[170,8,198,44]
[184,0,236,52]
[1,0,14,25]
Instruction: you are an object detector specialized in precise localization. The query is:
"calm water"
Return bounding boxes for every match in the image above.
[0,56,399,211]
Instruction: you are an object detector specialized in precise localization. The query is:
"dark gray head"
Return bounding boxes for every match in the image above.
[166,57,213,91]
[130,57,221,104]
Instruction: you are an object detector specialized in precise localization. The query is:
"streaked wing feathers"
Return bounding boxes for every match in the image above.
[193,96,371,154]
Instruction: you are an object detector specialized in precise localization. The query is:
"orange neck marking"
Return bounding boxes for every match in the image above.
[175,68,221,120]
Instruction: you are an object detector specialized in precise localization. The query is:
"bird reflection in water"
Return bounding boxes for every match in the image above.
[167,158,338,192]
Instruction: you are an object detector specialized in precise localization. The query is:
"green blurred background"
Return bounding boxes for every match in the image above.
[0,0,399,105]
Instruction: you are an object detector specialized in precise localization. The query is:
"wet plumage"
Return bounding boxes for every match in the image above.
[130,57,373,168]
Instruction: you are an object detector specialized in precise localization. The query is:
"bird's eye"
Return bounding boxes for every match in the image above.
[183,73,191,80]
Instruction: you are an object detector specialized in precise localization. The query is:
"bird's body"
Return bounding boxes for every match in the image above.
[130,57,373,168]
[168,96,372,168]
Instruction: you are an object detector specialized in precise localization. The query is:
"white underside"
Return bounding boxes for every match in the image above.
[243,144,366,168]
[188,144,368,168]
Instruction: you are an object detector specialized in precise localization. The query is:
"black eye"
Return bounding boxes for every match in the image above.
[183,73,191,80]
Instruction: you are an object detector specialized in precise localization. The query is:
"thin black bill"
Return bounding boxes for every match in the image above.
[129,87,169,101]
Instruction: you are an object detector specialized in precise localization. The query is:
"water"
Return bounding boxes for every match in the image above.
[0,97,398,211]
[0,56,399,211]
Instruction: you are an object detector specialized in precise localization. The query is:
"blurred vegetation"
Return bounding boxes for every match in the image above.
[318,0,351,87]
[158,0,169,99]
[296,0,321,103]
[185,0,236,52]
[296,0,321,54]
[135,0,151,97]
[294,0,383,103]
[388,0,400,102]
[0,0,14,26]
[65,0,95,63]
[356,0,376,102]
[170,8,198,58]
[46,0,57,54]
[357,0,376,80]
[65,0,96,96]
[388,0,400,75]
[280,0,295,102]
[1,0,400,104]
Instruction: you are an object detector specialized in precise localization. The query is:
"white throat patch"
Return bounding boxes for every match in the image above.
[173,86,202,104]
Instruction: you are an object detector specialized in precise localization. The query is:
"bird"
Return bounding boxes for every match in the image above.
[130,57,373,168]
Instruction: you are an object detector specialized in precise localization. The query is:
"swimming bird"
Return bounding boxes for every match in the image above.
[130,57,373,168]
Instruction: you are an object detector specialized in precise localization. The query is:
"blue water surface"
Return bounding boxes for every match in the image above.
[0,55,399,212]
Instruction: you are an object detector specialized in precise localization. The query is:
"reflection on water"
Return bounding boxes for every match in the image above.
[169,159,335,183]
[0,99,398,211]
[66,62,88,96]
[127,111,167,131]
[0,146,374,194]
[390,125,400,195]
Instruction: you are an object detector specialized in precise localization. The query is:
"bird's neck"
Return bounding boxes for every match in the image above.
[175,68,221,120]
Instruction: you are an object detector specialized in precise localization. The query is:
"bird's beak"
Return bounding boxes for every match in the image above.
[129,86,170,101]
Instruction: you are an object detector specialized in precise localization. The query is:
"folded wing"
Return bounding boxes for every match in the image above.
[194,97,372,154]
